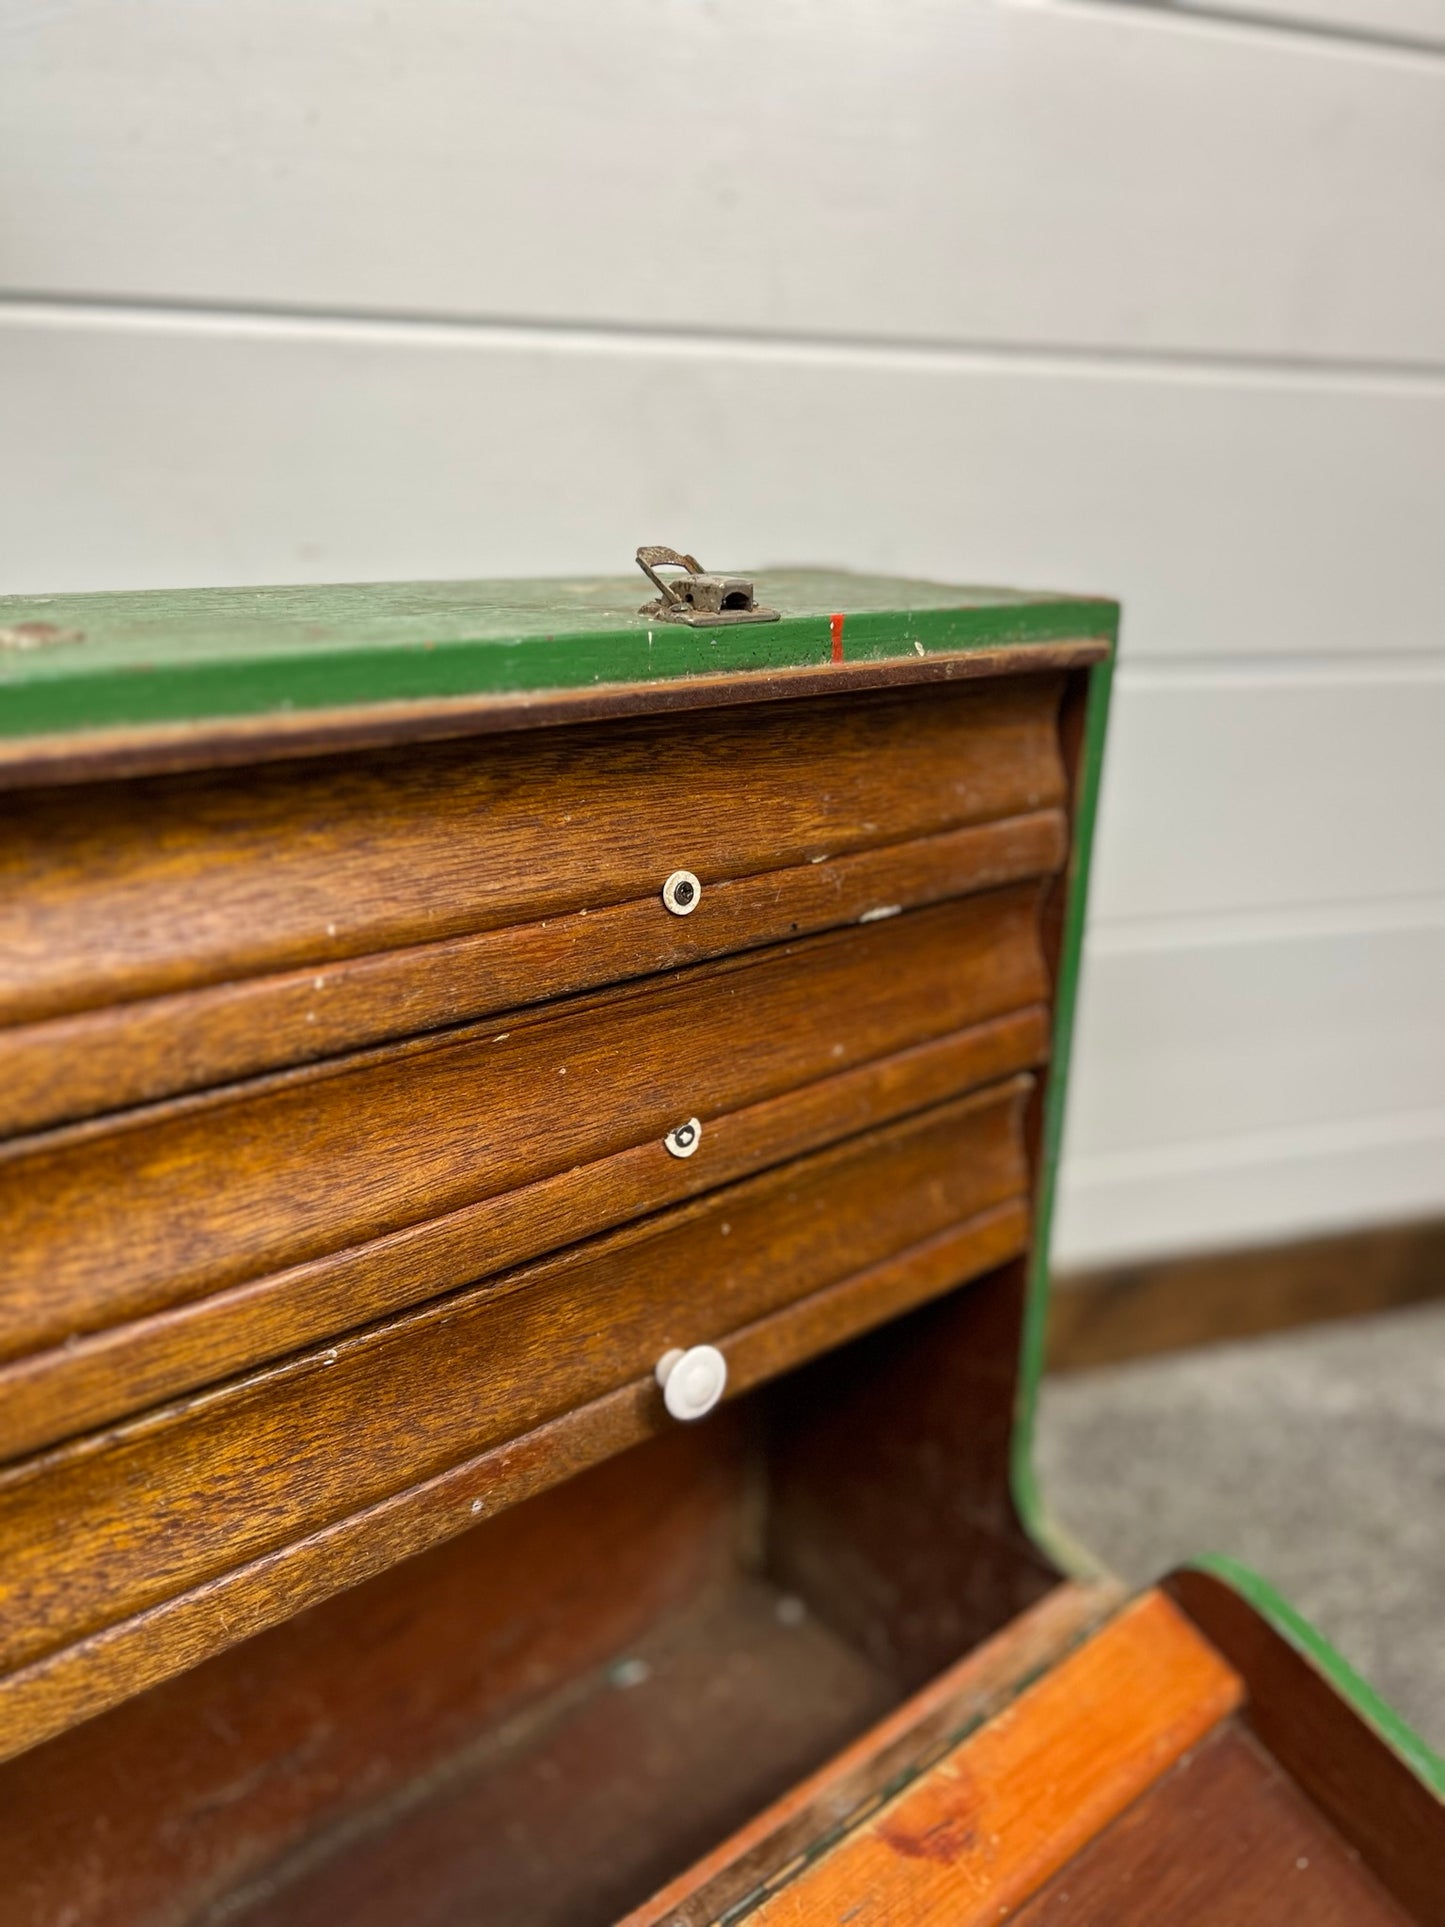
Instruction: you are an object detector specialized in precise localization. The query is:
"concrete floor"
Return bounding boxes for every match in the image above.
[1036,1299,1445,1753]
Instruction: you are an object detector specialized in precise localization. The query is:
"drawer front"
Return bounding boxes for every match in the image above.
[0,1079,1032,1682]
[0,679,1066,1129]
[0,679,1064,1023]
[1,887,1048,1370]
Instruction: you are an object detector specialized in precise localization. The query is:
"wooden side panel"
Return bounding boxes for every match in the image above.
[0,888,1046,1360]
[768,1258,1056,1685]
[0,1083,1031,1681]
[748,1592,1243,1927]
[0,678,1064,1024]
[1169,1569,1445,1925]
[1012,1722,1415,1926]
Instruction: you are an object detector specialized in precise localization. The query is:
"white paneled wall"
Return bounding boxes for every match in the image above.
[2,0,1441,1265]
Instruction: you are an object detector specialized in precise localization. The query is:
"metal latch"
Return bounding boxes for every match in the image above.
[636,547,779,626]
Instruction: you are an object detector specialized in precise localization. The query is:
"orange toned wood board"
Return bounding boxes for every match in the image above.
[740,1592,1244,1927]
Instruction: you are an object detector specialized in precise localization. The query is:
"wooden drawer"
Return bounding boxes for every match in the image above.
[0,678,1066,1132]
[0,887,1050,1455]
[0,1077,1031,1719]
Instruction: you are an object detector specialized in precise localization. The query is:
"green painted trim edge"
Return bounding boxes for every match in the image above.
[1185,1553,1445,1798]
[0,584,1114,741]
[1011,652,1116,1579]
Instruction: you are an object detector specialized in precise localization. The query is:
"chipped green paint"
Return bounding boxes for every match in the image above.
[0,569,1116,739]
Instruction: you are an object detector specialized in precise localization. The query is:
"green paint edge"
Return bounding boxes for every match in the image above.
[0,596,1113,741]
[1187,1554,1445,1796]
[1010,649,1116,1581]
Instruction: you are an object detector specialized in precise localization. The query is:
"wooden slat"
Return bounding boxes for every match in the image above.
[0,1083,1030,1681]
[623,1581,1121,1927]
[0,677,1063,1026]
[0,1008,1048,1460]
[0,887,1047,1363]
[0,1190,1029,1764]
[1011,1722,1414,1926]
[745,1592,1243,1926]
[0,808,1065,1135]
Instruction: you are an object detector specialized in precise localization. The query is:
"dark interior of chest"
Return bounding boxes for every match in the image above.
[3,1277,1067,1927]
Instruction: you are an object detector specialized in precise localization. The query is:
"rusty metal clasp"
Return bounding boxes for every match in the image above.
[636,547,779,626]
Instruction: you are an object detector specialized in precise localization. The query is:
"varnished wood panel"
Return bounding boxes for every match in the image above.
[768,1262,1057,1686]
[624,1581,1120,1927]
[0,677,1064,1025]
[0,1425,750,1927]
[0,1083,1030,1685]
[0,1190,1030,1762]
[1170,1569,1445,1925]
[0,888,1046,1363]
[0,808,1065,1134]
[746,1592,1243,1927]
[1012,1723,1414,1926]
[0,1007,1048,1460]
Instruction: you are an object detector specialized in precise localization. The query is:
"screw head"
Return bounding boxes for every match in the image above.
[664,1117,702,1159]
[662,870,701,916]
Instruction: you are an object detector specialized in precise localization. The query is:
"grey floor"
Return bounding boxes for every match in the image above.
[1036,1299,1445,1753]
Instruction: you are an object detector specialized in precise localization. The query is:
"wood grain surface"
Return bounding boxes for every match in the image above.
[0,887,1046,1363]
[746,1591,1243,1927]
[0,1424,751,1927]
[0,1007,1048,1460]
[1169,1568,1445,1925]
[0,809,1064,1135]
[767,1261,1057,1688]
[0,1080,1029,1682]
[622,1580,1120,1927]
[1012,1722,1414,1926]
[0,677,1063,1025]
[0,1192,1029,1763]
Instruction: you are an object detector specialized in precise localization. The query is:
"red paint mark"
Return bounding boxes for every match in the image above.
[830,611,845,663]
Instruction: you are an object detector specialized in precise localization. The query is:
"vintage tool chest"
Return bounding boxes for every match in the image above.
[0,563,1439,1924]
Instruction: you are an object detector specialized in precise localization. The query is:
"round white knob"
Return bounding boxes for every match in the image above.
[662,870,701,916]
[663,1117,702,1159]
[655,1344,727,1422]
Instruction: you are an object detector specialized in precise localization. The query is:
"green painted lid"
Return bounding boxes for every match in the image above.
[0,568,1117,740]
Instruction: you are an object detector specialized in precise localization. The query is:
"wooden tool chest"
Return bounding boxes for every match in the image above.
[0,567,1438,1924]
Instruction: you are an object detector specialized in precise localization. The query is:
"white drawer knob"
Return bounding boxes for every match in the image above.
[655,1344,727,1421]
[662,870,701,916]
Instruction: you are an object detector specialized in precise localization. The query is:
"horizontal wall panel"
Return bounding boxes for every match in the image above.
[2,1,1444,361]
[1129,0,1445,52]
[1067,916,1445,1155]
[2,310,1441,671]
[1054,1106,1445,1265]
[1091,668,1445,919]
